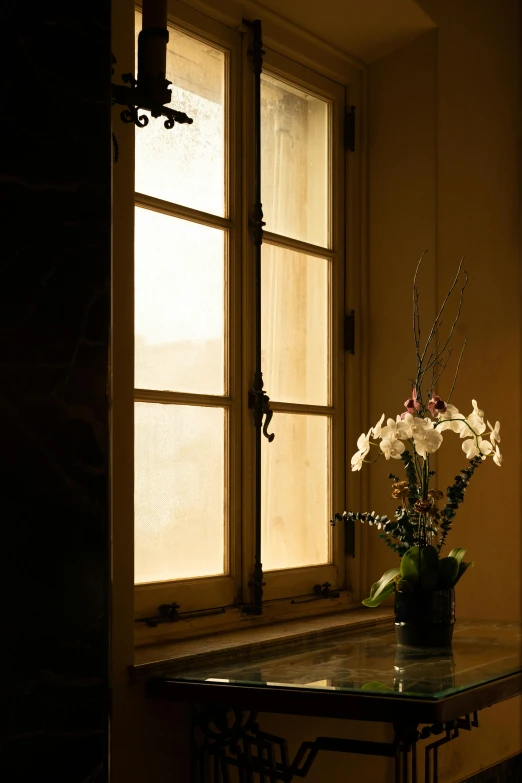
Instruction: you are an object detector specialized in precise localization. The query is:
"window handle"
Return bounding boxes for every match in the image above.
[248,388,275,442]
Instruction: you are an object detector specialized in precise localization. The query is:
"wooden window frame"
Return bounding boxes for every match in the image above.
[134,5,242,622]
[132,0,365,647]
[241,49,346,603]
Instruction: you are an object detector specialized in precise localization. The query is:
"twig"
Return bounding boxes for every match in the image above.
[412,252,427,367]
[423,321,445,369]
[430,341,440,389]
[418,270,468,383]
[419,257,465,365]
[429,346,452,397]
[447,337,467,403]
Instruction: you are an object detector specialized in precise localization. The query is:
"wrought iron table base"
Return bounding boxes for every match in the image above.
[193,707,479,783]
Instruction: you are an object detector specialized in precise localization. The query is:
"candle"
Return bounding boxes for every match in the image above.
[143,0,167,31]
[138,0,169,95]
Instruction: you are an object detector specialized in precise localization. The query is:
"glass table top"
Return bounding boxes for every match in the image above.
[164,621,522,700]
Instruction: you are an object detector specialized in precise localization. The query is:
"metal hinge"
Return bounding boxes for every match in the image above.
[136,603,226,628]
[345,517,356,558]
[344,310,355,354]
[331,513,356,558]
[345,105,355,152]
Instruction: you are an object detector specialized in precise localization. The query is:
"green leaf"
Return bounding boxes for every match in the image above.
[453,560,474,585]
[448,547,467,564]
[368,567,400,599]
[401,546,421,582]
[362,582,396,607]
[361,681,394,692]
[396,578,415,593]
[421,545,439,570]
[401,545,440,591]
[437,556,459,589]
[364,568,400,607]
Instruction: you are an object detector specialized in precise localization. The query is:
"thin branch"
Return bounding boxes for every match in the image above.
[430,344,440,390]
[428,346,453,397]
[414,286,421,357]
[419,257,465,365]
[418,270,468,382]
[413,252,427,368]
[423,321,445,368]
[447,337,467,403]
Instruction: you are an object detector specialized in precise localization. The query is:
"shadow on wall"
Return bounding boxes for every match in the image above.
[461,753,522,783]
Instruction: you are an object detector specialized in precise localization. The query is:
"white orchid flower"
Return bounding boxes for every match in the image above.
[487,420,501,448]
[478,438,493,456]
[462,436,493,460]
[466,412,486,436]
[493,444,503,467]
[401,413,432,440]
[461,438,479,459]
[413,427,443,458]
[437,403,467,435]
[472,399,484,417]
[380,436,406,460]
[467,400,486,435]
[356,428,372,458]
[351,428,372,471]
[372,413,385,439]
[351,450,365,471]
[380,417,411,442]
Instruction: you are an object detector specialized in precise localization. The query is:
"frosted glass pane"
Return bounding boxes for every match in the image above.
[262,245,329,405]
[261,73,329,247]
[135,11,225,216]
[135,403,225,583]
[262,413,329,570]
[135,208,225,394]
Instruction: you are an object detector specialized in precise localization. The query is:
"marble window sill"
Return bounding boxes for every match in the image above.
[132,607,393,680]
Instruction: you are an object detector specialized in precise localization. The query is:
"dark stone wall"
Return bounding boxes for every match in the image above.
[0,3,111,781]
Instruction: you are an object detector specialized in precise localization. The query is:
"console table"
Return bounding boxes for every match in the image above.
[148,619,522,783]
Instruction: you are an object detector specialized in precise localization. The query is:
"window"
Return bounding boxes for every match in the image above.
[133,4,355,634]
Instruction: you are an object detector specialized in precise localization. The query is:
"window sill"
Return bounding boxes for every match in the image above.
[134,589,364,648]
[132,607,393,680]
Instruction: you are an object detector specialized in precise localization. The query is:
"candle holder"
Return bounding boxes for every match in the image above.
[112,1,193,131]
[112,69,193,129]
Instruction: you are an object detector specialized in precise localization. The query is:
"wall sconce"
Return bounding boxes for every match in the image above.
[112,0,193,130]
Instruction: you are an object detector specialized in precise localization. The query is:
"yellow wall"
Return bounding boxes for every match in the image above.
[367,1,522,779]
[368,0,522,624]
[111,1,521,781]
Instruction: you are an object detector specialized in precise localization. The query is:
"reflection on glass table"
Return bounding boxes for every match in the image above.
[169,620,522,701]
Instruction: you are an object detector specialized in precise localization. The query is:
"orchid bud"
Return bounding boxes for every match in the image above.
[404,398,415,413]
[428,395,447,417]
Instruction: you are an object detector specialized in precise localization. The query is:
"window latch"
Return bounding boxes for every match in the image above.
[291,582,340,604]
[136,603,226,628]
[248,387,275,442]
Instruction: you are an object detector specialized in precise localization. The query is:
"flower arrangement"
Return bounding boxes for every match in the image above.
[332,257,502,608]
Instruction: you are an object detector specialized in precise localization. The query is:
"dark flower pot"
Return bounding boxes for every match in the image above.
[394,588,455,648]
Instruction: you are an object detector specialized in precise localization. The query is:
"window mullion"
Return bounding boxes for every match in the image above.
[135,191,232,231]
[241,18,269,616]
[263,231,336,259]
[134,389,231,407]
